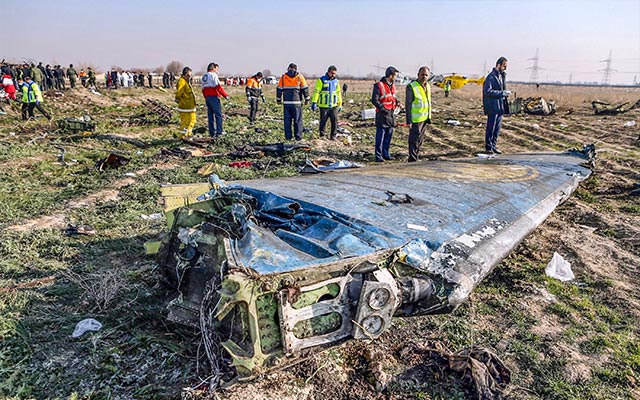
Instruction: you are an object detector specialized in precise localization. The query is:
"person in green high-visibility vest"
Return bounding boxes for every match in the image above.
[405,66,432,162]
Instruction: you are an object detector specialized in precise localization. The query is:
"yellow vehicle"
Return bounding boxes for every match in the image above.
[431,73,485,90]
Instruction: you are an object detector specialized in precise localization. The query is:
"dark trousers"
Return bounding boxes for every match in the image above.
[485,114,503,151]
[22,102,51,120]
[319,107,338,138]
[408,121,429,162]
[206,96,223,136]
[283,105,303,140]
[69,78,76,88]
[248,99,259,123]
[375,127,393,161]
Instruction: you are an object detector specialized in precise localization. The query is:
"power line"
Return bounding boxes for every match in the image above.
[527,48,540,83]
[600,50,615,85]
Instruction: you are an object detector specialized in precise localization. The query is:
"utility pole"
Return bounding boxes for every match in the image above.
[528,48,540,84]
[569,73,572,84]
[600,50,614,85]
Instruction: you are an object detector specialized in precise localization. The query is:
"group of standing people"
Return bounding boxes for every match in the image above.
[1,56,511,162]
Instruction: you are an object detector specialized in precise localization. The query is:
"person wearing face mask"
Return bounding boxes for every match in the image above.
[482,57,510,154]
[276,63,310,141]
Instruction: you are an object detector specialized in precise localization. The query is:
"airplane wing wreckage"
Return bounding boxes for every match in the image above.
[148,146,595,387]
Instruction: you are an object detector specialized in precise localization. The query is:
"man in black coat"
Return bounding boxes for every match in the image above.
[482,57,511,154]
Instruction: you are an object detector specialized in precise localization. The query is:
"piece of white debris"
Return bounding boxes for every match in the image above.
[72,318,102,338]
[545,252,574,281]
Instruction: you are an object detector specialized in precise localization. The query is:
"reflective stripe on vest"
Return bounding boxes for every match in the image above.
[377,81,396,110]
[409,81,431,123]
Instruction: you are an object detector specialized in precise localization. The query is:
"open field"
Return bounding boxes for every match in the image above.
[0,81,639,399]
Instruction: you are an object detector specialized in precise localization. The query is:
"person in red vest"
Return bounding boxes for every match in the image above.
[1,73,17,100]
[370,66,403,162]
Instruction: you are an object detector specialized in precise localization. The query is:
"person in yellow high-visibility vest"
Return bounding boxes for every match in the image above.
[405,66,432,162]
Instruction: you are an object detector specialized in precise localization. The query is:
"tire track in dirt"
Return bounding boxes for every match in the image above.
[502,123,567,151]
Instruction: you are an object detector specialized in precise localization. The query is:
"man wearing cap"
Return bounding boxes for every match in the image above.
[245,72,265,123]
[201,62,230,137]
[405,66,432,162]
[311,65,342,140]
[371,66,402,162]
[276,63,310,141]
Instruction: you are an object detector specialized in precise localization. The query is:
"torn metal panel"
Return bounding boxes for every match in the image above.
[155,147,593,385]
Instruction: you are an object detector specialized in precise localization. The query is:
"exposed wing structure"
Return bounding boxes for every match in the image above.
[152,147,594,384]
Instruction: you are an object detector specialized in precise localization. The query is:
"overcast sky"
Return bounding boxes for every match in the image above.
[3,0,639,84]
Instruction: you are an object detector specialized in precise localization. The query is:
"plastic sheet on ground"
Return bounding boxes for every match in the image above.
[545,252,574,281]
[72,318,102,338]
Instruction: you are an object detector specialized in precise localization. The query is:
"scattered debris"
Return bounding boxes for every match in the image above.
[415,342,511,400]
[198,163,217,176]
[386,191,413,203]
[545,252,574,281]
[57,116,97,133]
[299,158,363,173]
[141,213,163,220]
[524,97,557,115]
[406,223,429,231]
[228,161,253,168]
[229,143,310,158]
[64,224,97,236]
[591,99,640,115]
[446,120,461,126]
[623,120,636,127]
[71,318,102,338]
[361,108,376,120]
[127,98,173,125]
[629,182,640,197]
[95,153,130,171]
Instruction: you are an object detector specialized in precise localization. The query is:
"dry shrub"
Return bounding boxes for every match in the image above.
[63,268,133,313]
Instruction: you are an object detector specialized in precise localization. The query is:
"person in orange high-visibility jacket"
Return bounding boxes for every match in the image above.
[276,63,310,141]
[175,66,196,138]
[245,72,265,123]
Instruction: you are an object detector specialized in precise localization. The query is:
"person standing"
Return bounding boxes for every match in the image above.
[371,66,402,162]
[405,66,432,162]
[30,63,44,91]
[175,66,196,138]
[19,76,52,121]
[79,69,88,87]
[67,64,78,88]
[311,65,342,140]
[201,62,229,137]
[482,57,510,154]
[147,72,153,88]
[87,67,96,88]
[56,65,66,89]
[1,72,17,100]
[276,63,310,141]
[45,65,54,90]
[444,80,451,97]
[245,71,265,124]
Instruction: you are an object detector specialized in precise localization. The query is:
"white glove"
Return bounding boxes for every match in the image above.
[503,90,512,97]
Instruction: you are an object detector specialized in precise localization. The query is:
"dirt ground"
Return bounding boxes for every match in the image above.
[0,80,638,400]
